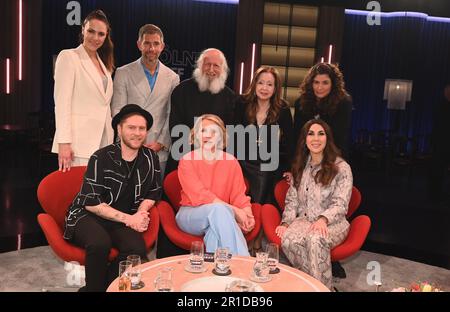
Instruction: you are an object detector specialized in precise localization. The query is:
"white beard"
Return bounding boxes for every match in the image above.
[193,68,227,94]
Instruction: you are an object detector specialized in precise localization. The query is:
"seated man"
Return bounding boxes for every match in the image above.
[63,104,162,291]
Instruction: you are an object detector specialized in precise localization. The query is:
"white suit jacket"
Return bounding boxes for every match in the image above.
[111,59,179,162]
[52,45,114,158]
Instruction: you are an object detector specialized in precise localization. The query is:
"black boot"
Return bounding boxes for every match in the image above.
[332,261,346,278]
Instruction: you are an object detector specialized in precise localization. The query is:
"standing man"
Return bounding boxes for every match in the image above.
[63,104,162,292]
[167,48,236,173]
[112,24,179,177]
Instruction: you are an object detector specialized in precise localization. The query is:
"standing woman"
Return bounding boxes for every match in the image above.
[235,66,294,205]
[275,119,353,290]
[293,63,352,160]
[52,10,115,171]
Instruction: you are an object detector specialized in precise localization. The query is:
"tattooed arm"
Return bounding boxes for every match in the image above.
[137,199,155,212]
[85,203,149,232]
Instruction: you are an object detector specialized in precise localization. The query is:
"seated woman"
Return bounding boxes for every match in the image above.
[275,119,352,289]
[176,114,255,256]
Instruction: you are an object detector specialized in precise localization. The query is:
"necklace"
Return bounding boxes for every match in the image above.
[256,125,264,147]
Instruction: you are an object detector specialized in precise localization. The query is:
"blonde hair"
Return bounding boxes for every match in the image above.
[190,114,228,149]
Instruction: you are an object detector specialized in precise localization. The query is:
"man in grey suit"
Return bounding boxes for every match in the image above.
[112,24,179,177]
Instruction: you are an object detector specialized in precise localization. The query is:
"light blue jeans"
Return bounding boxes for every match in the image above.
[176,203,250,256]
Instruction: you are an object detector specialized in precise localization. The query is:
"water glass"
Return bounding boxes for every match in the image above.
[265,243,279,273]
[154,267,173,292]
[118,260,132,292]
[126,254,142,289]
[251,251,270,282]
[214,247,230,274]
[189,241,205,272]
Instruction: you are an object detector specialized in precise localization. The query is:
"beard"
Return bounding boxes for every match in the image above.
[121,136,144,151]
[193,68,228,94]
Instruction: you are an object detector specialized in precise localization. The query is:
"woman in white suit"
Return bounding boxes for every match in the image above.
[52,10,115,171]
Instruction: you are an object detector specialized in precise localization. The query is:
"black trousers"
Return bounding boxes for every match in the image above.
[69,214,148,292]
[240,160,278,205]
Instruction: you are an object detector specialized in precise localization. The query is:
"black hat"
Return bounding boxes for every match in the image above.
[112,104,153,130]
[112,104,153,141]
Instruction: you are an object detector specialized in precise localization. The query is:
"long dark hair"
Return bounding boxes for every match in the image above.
[291,119,341,187]
[299,63,350,116]
[243,66,284,125]
[80,10,115,72]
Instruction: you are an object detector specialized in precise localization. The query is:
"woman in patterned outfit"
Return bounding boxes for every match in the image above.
[275,119,353,289]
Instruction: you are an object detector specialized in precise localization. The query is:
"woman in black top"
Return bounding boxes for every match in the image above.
[235,66,294,205]
[294,63,352,160]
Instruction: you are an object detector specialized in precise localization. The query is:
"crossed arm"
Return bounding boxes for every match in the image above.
[86,199,155,232]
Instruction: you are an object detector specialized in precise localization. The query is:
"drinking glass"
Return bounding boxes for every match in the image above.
[118,260,132,292]
[214,247,230,274]
[189,241,205,272]
[127,254,143,289]
[153,267,173,292]
[251,251,270,282]
[265,243,279,273]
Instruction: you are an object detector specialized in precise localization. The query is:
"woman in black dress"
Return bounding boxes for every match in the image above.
[234,66,294,253]
[235,66,294,206]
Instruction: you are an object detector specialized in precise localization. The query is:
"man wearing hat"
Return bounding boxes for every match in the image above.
[63,104,162,292]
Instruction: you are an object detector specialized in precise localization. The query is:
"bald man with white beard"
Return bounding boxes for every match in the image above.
[167,48,236,173]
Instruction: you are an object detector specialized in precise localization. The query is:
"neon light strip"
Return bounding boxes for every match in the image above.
[250,43,256,83]
[192,0,239,4]
[345,9,450,23]
[6,58,11,94]
[239,62,244,94]
[17,234,22,251]
[19,0,23,80]
[328,45,333,64]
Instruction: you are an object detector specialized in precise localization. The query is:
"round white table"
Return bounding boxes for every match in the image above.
[107,254,329,292]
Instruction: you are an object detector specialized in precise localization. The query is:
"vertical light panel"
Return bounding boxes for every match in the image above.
[327,44,333,64]
[239,62,244,94]
[19,0,23,80]
[320,57,324,63]
[6,58,11,94]
[250,43,256,83]
[17,234,22,251]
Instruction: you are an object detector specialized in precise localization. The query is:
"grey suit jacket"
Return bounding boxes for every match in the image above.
[111,58,179,162]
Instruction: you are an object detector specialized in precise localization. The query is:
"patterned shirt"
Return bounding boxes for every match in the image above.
[63,143,162,240]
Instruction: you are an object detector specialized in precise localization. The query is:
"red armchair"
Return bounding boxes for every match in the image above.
[157,170,262,251]
[37,166,159,265]
[262,179,371,262]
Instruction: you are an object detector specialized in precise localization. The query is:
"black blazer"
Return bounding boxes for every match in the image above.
[293,97,352,159]
[234,97,295,172]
